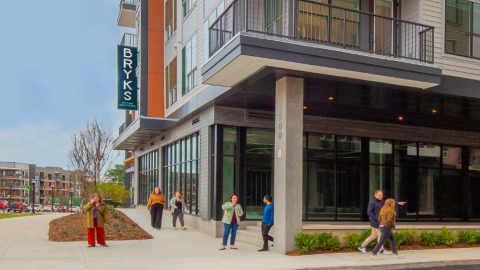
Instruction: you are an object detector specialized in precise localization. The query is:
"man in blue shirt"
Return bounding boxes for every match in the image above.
[258,195,274,252]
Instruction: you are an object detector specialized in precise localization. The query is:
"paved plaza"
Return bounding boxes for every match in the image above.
[1,209,480,270]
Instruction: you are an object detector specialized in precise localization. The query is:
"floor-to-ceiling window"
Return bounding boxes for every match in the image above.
[162,133,200,215]
[138,150,159,205]
[304,133,362,220]
[245,128,275,219]
[469,148,480,220]
[442,146,462,221]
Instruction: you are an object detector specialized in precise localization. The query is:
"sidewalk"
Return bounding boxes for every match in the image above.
[1,209,480,270]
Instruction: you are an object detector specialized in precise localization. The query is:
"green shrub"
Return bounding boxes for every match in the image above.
[108,205,114,209]
[457,230,477,246]
[420,231,439,246]
[317,232,341,251]
[359,228,376,248]
[343,231,362,250]
[294,233,320,254]
[401,229,420,246]
[438,227,456,246]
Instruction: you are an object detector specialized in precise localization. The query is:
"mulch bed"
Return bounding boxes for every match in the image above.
[286,243,480,256]
[49,209,153,242]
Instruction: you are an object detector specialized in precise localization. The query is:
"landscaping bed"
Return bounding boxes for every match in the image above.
[49,209,152,242]
[288,227,480,256]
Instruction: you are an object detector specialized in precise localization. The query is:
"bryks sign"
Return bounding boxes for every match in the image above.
[117,45,138,110]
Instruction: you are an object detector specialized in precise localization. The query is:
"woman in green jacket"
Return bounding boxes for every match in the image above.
[84,193,110,247]
[220,194,244,250]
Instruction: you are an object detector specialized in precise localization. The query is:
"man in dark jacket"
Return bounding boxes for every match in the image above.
[358,190,405,255]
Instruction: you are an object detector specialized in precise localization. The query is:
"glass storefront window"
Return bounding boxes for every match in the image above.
[370,139,393,165]
[470,148,480,220]
[307,134,335,161]
[162,133,200,215]
[138,150,159,205]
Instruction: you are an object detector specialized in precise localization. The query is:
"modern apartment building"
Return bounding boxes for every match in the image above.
[114,0,480,253]
[36,167,76,205]
[0,162,33,204]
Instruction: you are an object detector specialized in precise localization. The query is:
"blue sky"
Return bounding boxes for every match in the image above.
[0,0,133,168]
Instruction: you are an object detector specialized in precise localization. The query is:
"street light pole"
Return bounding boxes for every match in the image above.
[32,182,35,214]
[70,189,73,213]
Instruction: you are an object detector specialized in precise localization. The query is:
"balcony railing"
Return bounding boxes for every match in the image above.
[120,33,136,47]
[209,0,434,64]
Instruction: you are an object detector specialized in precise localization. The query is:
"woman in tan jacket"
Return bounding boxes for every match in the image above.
[84,193,109,247]
[147,187,166,230]
[371,198,404,260]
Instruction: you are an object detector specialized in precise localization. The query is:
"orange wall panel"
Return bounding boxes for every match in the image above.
[148,0,164,31]
[148,30,164,74]
[148,72,165,118]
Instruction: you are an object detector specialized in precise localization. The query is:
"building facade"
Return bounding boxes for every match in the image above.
[0,162,33,204]
[36,167,76,206]
[114,0,480,253]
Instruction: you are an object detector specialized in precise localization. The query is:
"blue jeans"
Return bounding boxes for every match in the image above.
[222,223,239,246]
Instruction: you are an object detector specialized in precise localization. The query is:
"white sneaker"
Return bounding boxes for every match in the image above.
[393,253,405,259]
[358,246,367,254]
[371,254,381,260]
[380,249,392,255]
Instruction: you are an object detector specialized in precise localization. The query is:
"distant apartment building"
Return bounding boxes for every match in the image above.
[36,167,77,205]
[0,162,79,205]
[0,162,33,204]
[114,0,480,253]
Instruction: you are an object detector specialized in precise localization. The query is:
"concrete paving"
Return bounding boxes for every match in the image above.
[1,210,480,270]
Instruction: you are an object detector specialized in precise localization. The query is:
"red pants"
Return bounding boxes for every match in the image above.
[88,220,106,245]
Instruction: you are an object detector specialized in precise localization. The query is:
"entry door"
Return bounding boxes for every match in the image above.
[373,0,394,54]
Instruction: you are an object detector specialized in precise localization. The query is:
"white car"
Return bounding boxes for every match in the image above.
[28,204,42,212]
[43,205,53,212]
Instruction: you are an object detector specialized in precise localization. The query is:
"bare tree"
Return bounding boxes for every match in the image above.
[68,119,118,198]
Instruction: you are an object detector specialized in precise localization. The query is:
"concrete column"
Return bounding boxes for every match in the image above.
[273,76,304,254]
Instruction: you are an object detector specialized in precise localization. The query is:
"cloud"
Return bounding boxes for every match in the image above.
[0,121,74,168]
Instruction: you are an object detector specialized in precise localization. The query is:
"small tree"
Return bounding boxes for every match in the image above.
[68,119,118,211]
[97,182,133,205]
[68,119,118,193]
[105,164,125,184]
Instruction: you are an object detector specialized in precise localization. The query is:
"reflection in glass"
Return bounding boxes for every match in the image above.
[369,139,393,165]
[370,166,393,200]
[308,134,335,161]
[443,169,462,220]
[418,168,440,220]
[223,156,236,204]
[446,0,471,32]
[246,128,275,219]
[337,163,362,220]
[307,162,335,220]
[446,30,470,56]
[419,143,441,168]
[394,166,417,220]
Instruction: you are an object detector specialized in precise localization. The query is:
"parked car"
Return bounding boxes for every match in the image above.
[67,206,79,212]
[22,203,30,212]
[43,205,53,212]
[28,204,42,212]
[0,201,8,210]
[52,205,59,212]
[57,205,66,212]
[8,202,25,213]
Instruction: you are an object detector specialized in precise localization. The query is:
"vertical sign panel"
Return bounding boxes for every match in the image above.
[118,45,138,110]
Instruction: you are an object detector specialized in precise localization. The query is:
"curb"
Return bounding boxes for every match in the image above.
[290,259,480,270]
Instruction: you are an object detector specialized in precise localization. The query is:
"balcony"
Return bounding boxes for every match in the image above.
[203,0,441,90]
[120,33,136,47]
[117,0,136,28]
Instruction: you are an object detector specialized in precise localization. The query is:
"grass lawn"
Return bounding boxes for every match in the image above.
[0,213,43,219]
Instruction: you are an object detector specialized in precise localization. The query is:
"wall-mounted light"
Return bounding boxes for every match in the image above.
[432,109,437,113]
[303,106,307,109]
[398,116,403,121]
[328,97,334,100]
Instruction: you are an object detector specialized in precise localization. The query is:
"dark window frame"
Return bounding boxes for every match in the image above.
[445,0,480,59]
